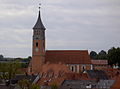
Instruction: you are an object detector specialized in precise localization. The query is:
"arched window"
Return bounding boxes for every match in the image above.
[70,65,75,72]
[72,66,74,71]
[83,66,85,70]
[81,65,86,72]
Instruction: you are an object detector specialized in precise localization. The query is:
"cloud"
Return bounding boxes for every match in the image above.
[0,0,120,57]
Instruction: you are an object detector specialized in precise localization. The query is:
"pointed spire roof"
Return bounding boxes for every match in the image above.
[33,8,45,30]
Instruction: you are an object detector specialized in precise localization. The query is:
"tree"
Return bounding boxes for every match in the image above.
[30,84,39,89]
[90,51,98,59]
[98,50,107,59]
[50,83,58,89]
[28,56,32,60]
[18,79,30,89]
[0,54,4,60]
[0,61,21,80]
[18,79,40,89]
[107,47,120,66]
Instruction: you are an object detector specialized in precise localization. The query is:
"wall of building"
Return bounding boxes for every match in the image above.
[67,64,92,73]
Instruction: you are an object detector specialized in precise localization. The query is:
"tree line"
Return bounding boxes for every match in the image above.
[90,47,120,67]
[0,56,31,68]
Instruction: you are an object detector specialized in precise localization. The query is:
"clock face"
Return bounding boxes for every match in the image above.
[35,48,39,52]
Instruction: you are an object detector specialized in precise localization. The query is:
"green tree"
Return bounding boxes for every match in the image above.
[0,54,4,59]
[98,50,107,59]
[108,47,120,66]
[90,51,98,59]
[50,83,58,89]
[30,84,39,89]
[18,79,40,89]
[0,61,21,80]
[28,56,32,60]
[18,79,30,89]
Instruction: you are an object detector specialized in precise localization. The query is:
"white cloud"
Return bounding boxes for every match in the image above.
[0,0,120,57]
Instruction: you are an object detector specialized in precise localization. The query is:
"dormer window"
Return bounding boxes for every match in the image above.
[43,73,47,78]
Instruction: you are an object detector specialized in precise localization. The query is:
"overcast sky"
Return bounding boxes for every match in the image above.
[0,0,120,58]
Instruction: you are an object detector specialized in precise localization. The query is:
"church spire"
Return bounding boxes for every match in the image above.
[33,4,45,30]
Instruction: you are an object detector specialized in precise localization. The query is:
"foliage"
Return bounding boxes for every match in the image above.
[21,63,29,68]
[0,61,21,80]
[107,47,120,66]
[97,50,107,59]
[90,51,97,59]
[18,79,30,89]
[15,56,31,63]
[90,47,120,67]
[50,83,58,89]
[18,79,40,89]
[0,54,4,59]
[30,84,40,89]
[90,50,107,60]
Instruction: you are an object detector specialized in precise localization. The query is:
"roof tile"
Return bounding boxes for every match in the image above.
[45,50,91,64]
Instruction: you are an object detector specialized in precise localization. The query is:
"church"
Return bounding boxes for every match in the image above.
[28,7,93,75]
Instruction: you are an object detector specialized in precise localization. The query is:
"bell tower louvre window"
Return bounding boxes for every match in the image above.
[36,42,38,47]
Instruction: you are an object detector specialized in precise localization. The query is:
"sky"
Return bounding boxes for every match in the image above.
[0,0,120,58]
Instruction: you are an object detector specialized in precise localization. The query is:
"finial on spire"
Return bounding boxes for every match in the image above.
[39,3,41,11]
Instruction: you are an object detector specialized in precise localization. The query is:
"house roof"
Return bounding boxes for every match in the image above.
[0,85,15,89]
[40,63,71,75]
[103,68,120,79]
[110,75,120,89]
[37,63,71,86]
[10,74,37,84]
[45,50,91,64]
[91,60,108,65]
[87,70,108,80]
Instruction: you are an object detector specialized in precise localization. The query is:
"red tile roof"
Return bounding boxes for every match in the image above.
[103,68,120,79]
[110,75,120,89]
[91,60,108,65]
[37,63,72,86]
[40,63,71,74]
[45,50,91,64]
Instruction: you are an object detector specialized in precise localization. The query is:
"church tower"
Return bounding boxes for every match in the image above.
[31,7,46,73]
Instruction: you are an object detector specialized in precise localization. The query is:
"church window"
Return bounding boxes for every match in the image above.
[36,42,38,47]
[70,65,75,72]
[72,66,74,71]
[82,65,86,71]
[83,66,85,70]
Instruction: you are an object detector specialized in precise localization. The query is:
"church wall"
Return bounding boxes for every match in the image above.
[86,65,91,70]
[67,64,92,73]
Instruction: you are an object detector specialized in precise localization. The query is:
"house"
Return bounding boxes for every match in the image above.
[91,59,108,70]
